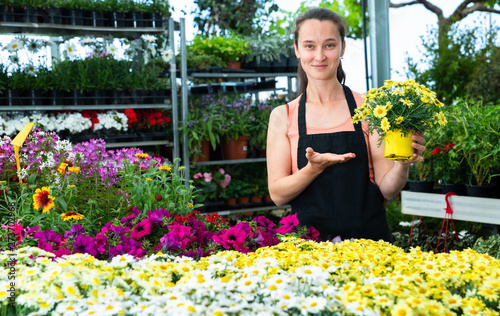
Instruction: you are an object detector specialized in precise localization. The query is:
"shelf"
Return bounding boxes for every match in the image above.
[191,158,267,167]
[215,205,290,216]
[189,72,297,79]
[0,22,166,38]
[105,140,172,148]
[0,104,172,111]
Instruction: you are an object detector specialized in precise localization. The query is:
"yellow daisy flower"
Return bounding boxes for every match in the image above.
[381,117,391,132]
[373,105,388,118]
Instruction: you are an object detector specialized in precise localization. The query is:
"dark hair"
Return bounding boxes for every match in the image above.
[293,8,348,95]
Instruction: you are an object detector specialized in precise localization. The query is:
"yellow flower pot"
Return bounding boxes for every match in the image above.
[384,130,414,160]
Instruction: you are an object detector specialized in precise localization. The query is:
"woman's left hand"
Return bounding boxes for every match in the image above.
[410,131,426,162]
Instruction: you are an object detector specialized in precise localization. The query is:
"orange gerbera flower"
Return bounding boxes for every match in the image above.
[57,163,68,174]
[135,153,149,159]
[61,211,84,221]
[33,187,55,213]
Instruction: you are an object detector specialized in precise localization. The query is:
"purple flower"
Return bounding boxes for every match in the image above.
[72,235,97,256]
[109,245,128,258]
[33,230,62,244]
[64,224,85,239]
[213,225,249,252]
[160,232,183,251]
[108,225,130,237]
[303,227,320,242]
[253,216,276,231]
[254,227,280,248]
[331,235,342,244]
[128,247,146,258]
[168,222,192,239]
[121,207,142,226]
[37,239,54,253]
[94,232,108,254]
[147,208,171,225]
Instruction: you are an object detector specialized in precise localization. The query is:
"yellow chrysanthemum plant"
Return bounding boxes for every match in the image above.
[352,79,447,160]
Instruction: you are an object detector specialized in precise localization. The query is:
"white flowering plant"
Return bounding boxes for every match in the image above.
[352,79,447,145]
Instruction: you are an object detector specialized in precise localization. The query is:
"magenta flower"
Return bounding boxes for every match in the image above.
[72,235,97,256]
[276,213,299,234]
[64,224,85,239]
[303,226,320,242]
[37,239,54,253]
[33,230,62,244]
[254,227,280,248]
[108,225,130,237]
[214,225,249,252]
[94,232,108,254]
[130,219,151,240]
[147,208,171,225]
[253,216,276,231]
[128,247,146,258]
[121,206,142,226]
[168,222,192,239]
[109,245,128,258]
[160,232,183,251]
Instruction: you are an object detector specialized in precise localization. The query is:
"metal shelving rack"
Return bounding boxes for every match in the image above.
[0,18,188,158]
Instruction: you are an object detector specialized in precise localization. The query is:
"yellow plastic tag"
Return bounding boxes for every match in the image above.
[11,123,34,184]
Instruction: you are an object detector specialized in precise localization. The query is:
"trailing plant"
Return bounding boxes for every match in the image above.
[473,234,500,259]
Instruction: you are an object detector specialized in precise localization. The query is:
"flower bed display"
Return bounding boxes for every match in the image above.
[2,238,499,315]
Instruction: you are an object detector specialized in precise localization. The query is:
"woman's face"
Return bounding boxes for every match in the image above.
[295,19,345,82]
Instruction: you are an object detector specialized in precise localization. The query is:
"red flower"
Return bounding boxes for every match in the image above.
[431,146,442,155]
[124,108,138,127]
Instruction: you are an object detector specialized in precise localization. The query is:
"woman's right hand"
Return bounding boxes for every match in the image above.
[305,147,356,171]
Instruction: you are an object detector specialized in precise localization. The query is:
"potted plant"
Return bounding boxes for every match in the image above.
[450,98,500,197]
[248,96,278,155]
[188,35,250,69]
[217,94,255,160]
[191,167,231,205]
[352,79,447,160]
[180,95,223,162]
[244,34,288,72]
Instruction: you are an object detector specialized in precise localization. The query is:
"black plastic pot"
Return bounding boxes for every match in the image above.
[46,90,67,106]
[0,4,15,22]
[66,89,85,106]
[20,89,46,106]
[271,55,288,73]
[107,11,126,28]
[47,8,62,24]
[63,9,84,26]
[0,89,21,106]
[144,12,163,28]
[440,183,467,196]
[85,89,108,105]
[84,10,105,27]
[408,180,435,193]
[109,89,125,104]
[126,11,144,28]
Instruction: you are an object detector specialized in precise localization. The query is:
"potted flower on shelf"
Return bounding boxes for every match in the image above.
[248,96,278,156]
[243,34,288,72]
[191,167,231,209]
[188,35,250,70]
[450,98,500,197]
[181,95,223,162]
[218,94,255,160]
[352,79,447,161]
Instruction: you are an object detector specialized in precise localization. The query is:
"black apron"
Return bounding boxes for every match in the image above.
[290,85,392,242]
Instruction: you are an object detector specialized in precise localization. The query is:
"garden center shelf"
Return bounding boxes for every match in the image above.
[216,205,291,217]
[2,104,173,111]
[191,157,267,168]
[0,22,168,38]
[1,17,188,160]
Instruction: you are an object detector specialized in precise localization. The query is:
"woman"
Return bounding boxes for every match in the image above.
[266,8,426,242]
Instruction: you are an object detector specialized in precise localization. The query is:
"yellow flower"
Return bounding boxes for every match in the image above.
[61,212,84,221]
[146,178,152,181]
[33,187,56,213]
[401,99,413,107]
[67,166,80,174]
[385,101,393,110]
[135,153,149,159]
[187,203,194,208]
[179,167,185,170]
[373,105,388,118]
[381,117,391,132]
[395,116,404,124]
[58,163,68,174]
[435,111,447,126]
[159,166,172,172]
[68,185,76,188]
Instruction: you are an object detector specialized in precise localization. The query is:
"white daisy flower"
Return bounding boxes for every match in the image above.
[5,38,23,52]
[107,43,118,55]
[80,37,97,46]
[160,49,174,63]
[27,38,42,53]
[8,55,20,64]
[141,34,157,42]
[65,43,78,57]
